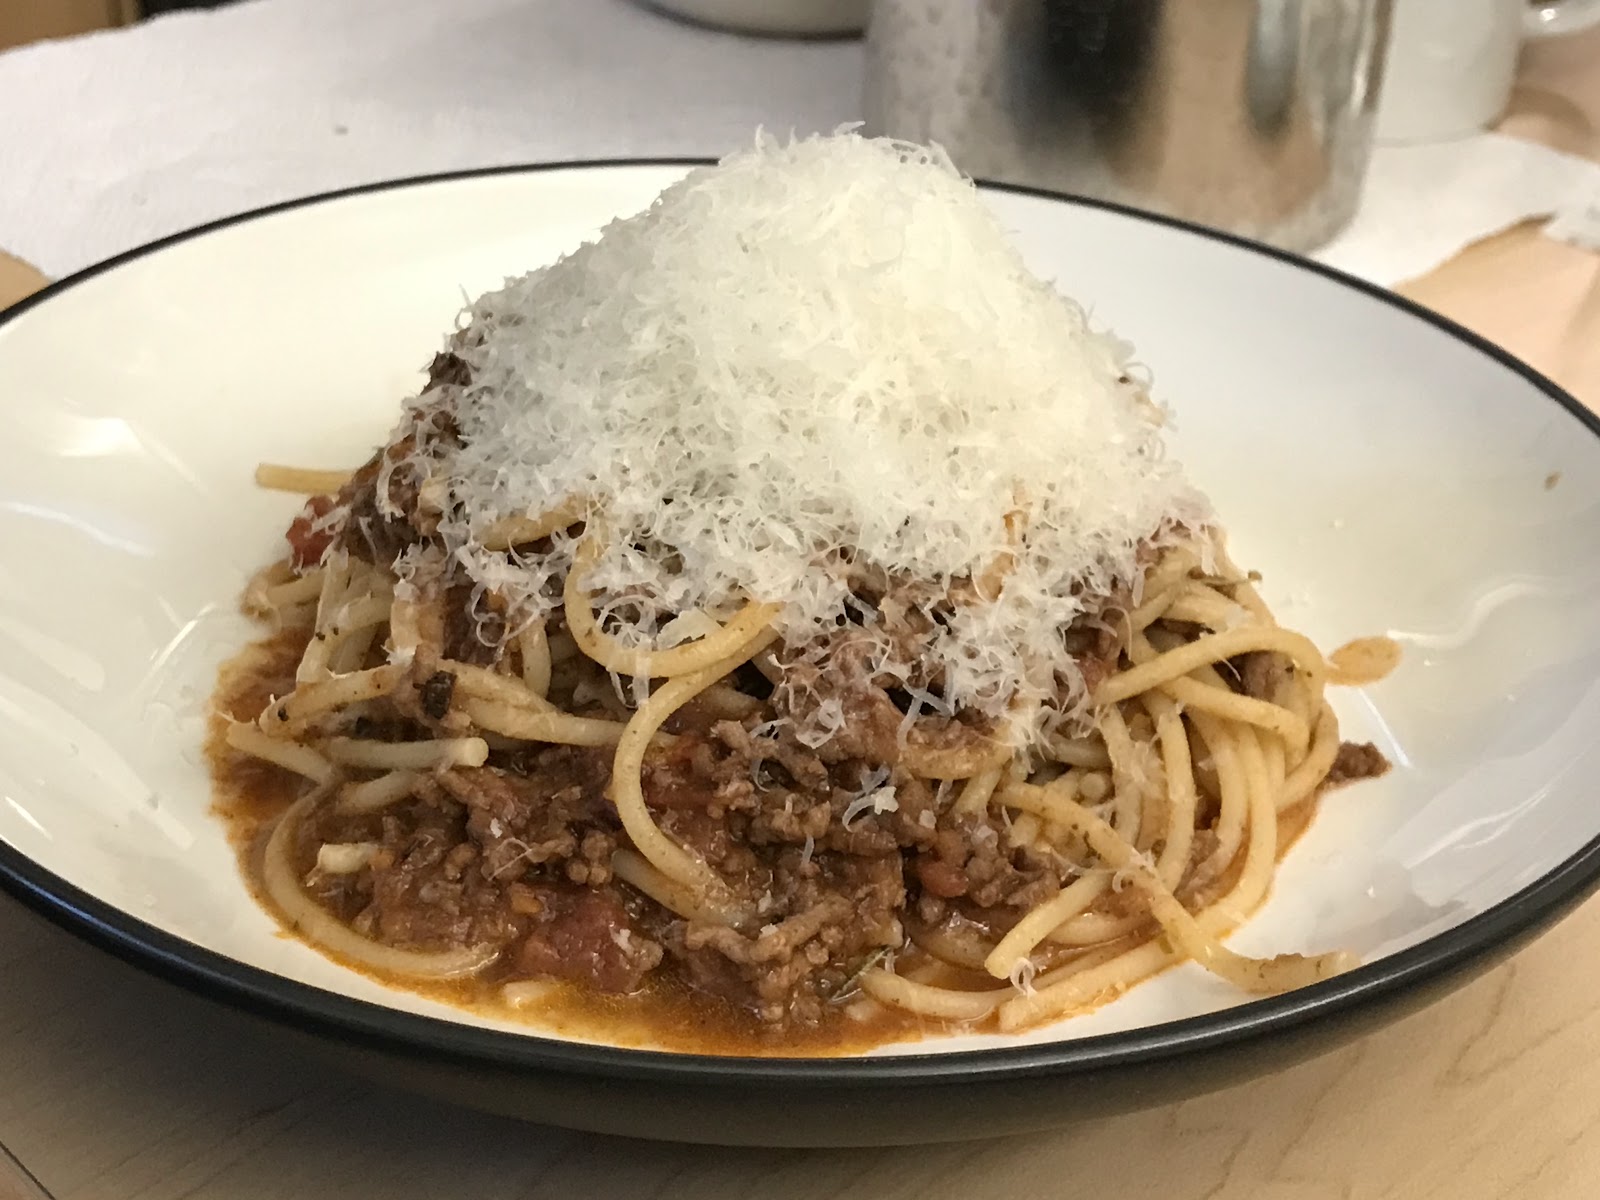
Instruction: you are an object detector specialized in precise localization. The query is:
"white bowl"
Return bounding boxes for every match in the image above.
[2,162,1598,1145]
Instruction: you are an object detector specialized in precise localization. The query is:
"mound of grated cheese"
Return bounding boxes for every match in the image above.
[417,132,1209,724]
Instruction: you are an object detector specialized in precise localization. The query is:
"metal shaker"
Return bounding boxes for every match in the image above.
[863,0,1394,252]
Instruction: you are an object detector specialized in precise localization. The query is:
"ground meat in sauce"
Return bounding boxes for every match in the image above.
[512,884,663,993]
[295,676,1074,1024]
[274,630,1386,1027]
[441,583,507,665]
[1063,615,1122,696]
[268,569,1110,1025]
[302,752,665,994]
[334,446,427,567]
[427,350,472,389]
[1234,650,1288,701]
[319,358,470,570]
[1326,741,1390,786]
[263,476,1382,1027]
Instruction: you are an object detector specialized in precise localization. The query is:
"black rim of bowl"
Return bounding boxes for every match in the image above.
[3,159,1600,1088]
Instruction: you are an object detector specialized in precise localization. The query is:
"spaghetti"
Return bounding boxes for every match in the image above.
[212,133,1395,1039]
[222,489,1390,1032]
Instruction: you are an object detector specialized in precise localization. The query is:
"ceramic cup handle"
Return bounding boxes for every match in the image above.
[1525,0,1600,37]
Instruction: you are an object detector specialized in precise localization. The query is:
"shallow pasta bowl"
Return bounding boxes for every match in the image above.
[2,162,1599,1147]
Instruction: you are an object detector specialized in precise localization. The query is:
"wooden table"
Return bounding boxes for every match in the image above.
[3,34,1598,1200]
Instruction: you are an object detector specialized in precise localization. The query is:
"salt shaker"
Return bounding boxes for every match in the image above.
[864,0,1394,252]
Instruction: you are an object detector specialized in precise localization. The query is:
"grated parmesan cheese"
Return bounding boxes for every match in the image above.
[402,131,1209,727]
[1008,957,1038,994]
[314,842,379,875]
[841,768,900,830]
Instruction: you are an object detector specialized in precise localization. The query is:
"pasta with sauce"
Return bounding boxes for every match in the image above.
[214,133,1396,1040]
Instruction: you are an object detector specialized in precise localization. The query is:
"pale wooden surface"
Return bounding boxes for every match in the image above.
[2,32,1599,1200]
[0,0,135,54]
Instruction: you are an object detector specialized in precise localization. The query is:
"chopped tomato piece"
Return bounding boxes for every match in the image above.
[286,494,337,569]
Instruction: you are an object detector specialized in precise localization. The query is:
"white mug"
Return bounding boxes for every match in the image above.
[1377,0,1600,143]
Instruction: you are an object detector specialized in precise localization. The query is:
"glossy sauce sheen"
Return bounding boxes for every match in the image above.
[209,625,1327,1055]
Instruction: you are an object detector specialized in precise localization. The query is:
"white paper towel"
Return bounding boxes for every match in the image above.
[0,0,1595,286]
[0,0,863,278]
[1321,133,1600,280]
[1547,185,1600,251]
